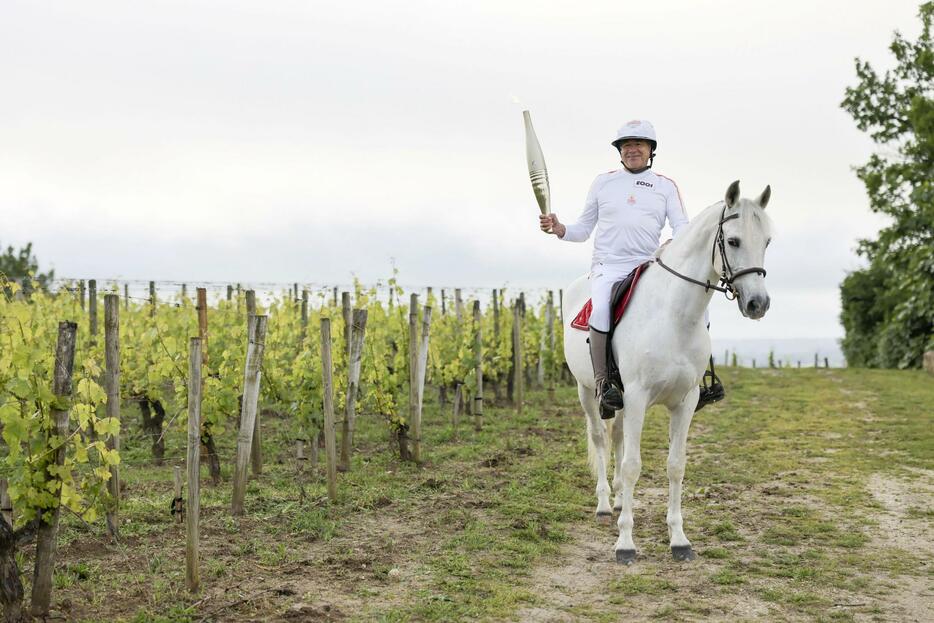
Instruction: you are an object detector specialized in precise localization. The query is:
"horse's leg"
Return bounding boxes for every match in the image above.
[611,411,625,512]
[578,382,613,521]
[667,390,699,561]
[614,393,646,564]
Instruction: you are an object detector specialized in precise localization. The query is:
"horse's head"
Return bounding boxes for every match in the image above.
[719,180,772,320]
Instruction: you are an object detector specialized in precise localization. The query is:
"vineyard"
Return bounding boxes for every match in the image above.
[1,277,932,622]
[0,275,565,621]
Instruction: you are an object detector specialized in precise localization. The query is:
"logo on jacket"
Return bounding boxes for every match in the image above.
[627,195,637,205]
[635,180,654,189]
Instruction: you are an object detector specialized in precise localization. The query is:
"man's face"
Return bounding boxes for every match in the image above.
[620,139,651,170]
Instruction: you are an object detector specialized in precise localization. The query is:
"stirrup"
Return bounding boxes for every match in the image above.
[597,380,624,418]
[695,369,725,412]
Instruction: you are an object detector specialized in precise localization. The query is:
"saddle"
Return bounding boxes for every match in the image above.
[571,261,652,391]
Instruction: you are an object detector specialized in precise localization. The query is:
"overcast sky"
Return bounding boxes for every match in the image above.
[0,0,925,339]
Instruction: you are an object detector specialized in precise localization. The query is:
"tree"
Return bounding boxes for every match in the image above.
[0,242,55,291]
[839,1,934,368]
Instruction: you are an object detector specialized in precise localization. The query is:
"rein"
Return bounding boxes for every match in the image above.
[654,204,767,300]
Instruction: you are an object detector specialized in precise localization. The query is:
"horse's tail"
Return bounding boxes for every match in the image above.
[586,417,613,477]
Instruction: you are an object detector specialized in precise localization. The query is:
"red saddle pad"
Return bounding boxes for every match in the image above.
[570,262,650,331]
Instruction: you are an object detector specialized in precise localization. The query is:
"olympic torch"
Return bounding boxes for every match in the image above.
[523,110,551,219]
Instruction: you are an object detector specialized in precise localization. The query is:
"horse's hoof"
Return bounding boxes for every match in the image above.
[595,511,613,525]
[615,549,637,565]
[671,545,695,562]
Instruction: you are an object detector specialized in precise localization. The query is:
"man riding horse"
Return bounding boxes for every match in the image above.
[538,120,723,414]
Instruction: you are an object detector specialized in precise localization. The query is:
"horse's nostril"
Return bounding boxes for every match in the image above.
[747,299,761,315]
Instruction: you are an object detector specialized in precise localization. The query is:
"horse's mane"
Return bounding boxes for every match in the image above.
[660,197,771,261]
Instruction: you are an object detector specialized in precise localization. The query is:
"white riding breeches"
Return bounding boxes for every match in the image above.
[589,261,642,332]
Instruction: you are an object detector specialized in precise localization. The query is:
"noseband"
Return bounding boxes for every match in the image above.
[655,204,767,300]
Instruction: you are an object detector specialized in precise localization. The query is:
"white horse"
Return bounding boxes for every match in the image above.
[562,180,773,564]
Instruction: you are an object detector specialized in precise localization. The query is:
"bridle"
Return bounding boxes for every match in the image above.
[654,204,767,301]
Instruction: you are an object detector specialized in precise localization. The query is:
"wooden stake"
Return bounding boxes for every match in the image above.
[454,289,463,324]
[301,290,309,340]
[79,280,86,310]
[30,321,77,618]
[231,317,268,515]
[339,309,368,472]
[89,279,98,342]
[186,337,202,592]
[473,301,483,431]
[124,283,129,310]
[244,291,260,474]
[226,285,233,301]
[321,319,338,500]
[547,291,555,398]
[452,384,462,439]
[196,288,208,366]
[342,291,352,362]
[514,303,523,416]
[104,295,120,539]
[416,305,433,456]
[408,295,420,463]
[149,281,156,317]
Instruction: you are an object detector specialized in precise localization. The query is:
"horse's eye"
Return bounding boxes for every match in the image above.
[727,238,740,248]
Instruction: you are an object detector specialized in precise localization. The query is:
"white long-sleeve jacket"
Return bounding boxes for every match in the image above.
[560,168,689,269]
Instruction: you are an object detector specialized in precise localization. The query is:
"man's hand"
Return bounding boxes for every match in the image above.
[539,213,566,237]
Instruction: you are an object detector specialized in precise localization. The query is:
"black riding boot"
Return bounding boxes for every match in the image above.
[696,356,725,411]
[589,328,624,418]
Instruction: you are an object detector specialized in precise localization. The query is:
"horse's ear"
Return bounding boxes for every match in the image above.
[757,185,771,209]
[725,180,740,208]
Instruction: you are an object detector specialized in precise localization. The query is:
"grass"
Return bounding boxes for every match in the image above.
[14,367,934,621]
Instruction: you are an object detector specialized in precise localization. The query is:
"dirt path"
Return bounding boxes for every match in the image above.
[518,468,934,622]
[516,489,777,622]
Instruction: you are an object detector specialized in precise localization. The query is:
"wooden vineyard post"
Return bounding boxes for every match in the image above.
[415,304,433,459]
[452,384,462,439]
[149,281,156,317]
[332,287,338,307]
[232,316,268,515]
[104,295,121,539]
[30,321,77,618]
[196,288,209,365]
[79,279,86,310]
[342,291,352,361]
[339,309,368,472]
[181,283,187,301]
[244,291,262,475]
[473,301,483,431]
[226,285,233,301]
[513,303,524,416]
[408,295,420,463]
[537,300,546,389]
[301,290,309,340]
[186,337,202,593]
[245,290,257,330]
[293,283,298,302]
[320,319,338,500]
[547,291,556,399]
[441,289,446,315]
[124,283,129,310]
[88,279,98,343]
[455,289,463,323]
